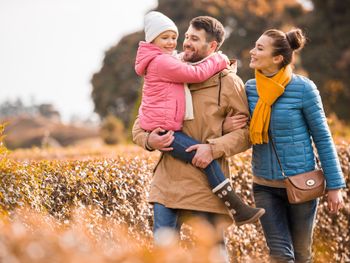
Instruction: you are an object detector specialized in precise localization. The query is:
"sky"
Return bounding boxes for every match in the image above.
[0,0,157,122]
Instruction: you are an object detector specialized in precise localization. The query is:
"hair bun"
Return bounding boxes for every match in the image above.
[286,28,306,51]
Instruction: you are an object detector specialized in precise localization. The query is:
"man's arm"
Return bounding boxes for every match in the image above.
[186,74,251,168]
[132,117,174,151]
[206,75,251,159]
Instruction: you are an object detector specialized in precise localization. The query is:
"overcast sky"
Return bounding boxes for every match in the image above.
[0,0,157,122]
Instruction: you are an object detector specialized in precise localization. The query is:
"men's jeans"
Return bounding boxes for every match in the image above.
[253,183,318,263]
[166,131,227,188]
[153,203,229,262]
[153,202,227,233]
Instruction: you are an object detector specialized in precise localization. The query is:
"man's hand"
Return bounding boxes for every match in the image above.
[223,110,249,134]
[147,128,174,151]
[327,189,344,214]
[185,144,213,169]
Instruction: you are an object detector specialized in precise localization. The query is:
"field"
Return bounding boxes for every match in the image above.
[0,141,349,262]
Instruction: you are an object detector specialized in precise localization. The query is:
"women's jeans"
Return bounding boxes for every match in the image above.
[253,183,318,263]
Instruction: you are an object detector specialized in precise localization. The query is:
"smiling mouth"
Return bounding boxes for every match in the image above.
[183,44,193,51]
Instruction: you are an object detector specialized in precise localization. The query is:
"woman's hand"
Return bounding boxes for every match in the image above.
[327,189,344,214]
[223,111,249,134]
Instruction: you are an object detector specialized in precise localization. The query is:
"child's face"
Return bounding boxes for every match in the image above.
[152,30,178,54]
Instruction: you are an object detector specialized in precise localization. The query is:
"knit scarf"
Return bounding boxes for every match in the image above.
[250,65,292,144]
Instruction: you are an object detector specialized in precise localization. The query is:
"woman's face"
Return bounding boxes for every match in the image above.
[153,30,178,54]
[249,34,281,75]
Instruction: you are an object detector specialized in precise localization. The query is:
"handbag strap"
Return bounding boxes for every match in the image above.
[268,130,322,178]
[268,130,287,178]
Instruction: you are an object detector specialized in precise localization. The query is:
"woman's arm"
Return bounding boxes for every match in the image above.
[301,80,345,213]
[301,81,345,189]
[222,111,249,134]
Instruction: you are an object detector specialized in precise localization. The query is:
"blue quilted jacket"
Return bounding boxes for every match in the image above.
[246,74,345,190]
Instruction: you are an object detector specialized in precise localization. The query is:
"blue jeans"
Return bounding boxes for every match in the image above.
[153,203,229,261]
[253,183,318,263]
[153,202,223,233]
[166,131,227,188]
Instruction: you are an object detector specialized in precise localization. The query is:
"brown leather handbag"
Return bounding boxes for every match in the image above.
[269,132,326,204]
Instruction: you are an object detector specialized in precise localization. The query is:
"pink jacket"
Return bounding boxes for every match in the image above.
[135,41,228,131]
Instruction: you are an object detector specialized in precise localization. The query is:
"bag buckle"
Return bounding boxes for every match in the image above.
[306,179,316,186]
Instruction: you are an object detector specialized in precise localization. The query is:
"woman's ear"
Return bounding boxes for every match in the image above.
[272,55,284,65]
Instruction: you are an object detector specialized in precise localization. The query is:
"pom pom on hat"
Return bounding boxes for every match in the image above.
[144,11,178,43]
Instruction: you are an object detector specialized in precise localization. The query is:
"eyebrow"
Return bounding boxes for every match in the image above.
[161,32,177,37]
[185,33,200,39]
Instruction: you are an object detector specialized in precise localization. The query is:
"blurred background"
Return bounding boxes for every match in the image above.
[1,0,349,149]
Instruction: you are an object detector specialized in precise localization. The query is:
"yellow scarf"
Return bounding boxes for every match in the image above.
[250,65,292,144]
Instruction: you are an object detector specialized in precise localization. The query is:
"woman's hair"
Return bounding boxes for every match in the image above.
[263,28,306,68]
[190,16,225,50]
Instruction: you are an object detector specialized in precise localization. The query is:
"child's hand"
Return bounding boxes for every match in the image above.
[218,52,230,65]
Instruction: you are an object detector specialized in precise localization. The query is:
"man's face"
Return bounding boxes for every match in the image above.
[182,25,214,63]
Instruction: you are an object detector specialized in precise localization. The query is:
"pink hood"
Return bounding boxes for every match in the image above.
[135,42,163,76]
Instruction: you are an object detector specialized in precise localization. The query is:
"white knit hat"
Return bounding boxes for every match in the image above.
[144,11,178,43]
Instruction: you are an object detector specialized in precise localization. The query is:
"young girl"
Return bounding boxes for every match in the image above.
[135,11,264,226]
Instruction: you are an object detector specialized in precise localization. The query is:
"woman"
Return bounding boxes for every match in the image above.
[225,28,345,262]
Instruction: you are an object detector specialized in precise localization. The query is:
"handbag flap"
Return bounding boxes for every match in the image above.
[286,170,325,190]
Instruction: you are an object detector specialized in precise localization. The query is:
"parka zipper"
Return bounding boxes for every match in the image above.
[218,72,222,106]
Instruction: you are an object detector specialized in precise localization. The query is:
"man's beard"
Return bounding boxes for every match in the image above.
[183,45,208,63]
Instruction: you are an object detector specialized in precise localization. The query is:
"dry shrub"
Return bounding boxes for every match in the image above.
[0,142,349,262]
[327,113,350,143]
[0,123,8,159]
[0,207,236,263]
[100,115,125,145]
[2,116,99,149]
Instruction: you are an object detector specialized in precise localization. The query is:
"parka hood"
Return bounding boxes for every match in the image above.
[135,41,163,76]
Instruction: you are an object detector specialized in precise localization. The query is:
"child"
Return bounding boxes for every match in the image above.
[135,11,264,226]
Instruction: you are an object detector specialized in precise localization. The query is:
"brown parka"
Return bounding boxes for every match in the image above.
[132,64,251,215]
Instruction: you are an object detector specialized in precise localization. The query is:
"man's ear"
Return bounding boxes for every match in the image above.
[209,41,219,52]
[272,55,284,65]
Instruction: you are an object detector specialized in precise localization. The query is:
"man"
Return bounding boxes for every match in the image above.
[132,16,250,238]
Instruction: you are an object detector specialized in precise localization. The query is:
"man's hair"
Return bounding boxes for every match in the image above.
[190,16,225,50]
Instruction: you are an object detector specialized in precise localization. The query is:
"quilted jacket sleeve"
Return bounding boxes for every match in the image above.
[302,80,345,189]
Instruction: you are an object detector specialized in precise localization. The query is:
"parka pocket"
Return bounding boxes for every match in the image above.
[283,143,306,168]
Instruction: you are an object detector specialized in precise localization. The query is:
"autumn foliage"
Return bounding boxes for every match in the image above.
[0,137,349,262]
